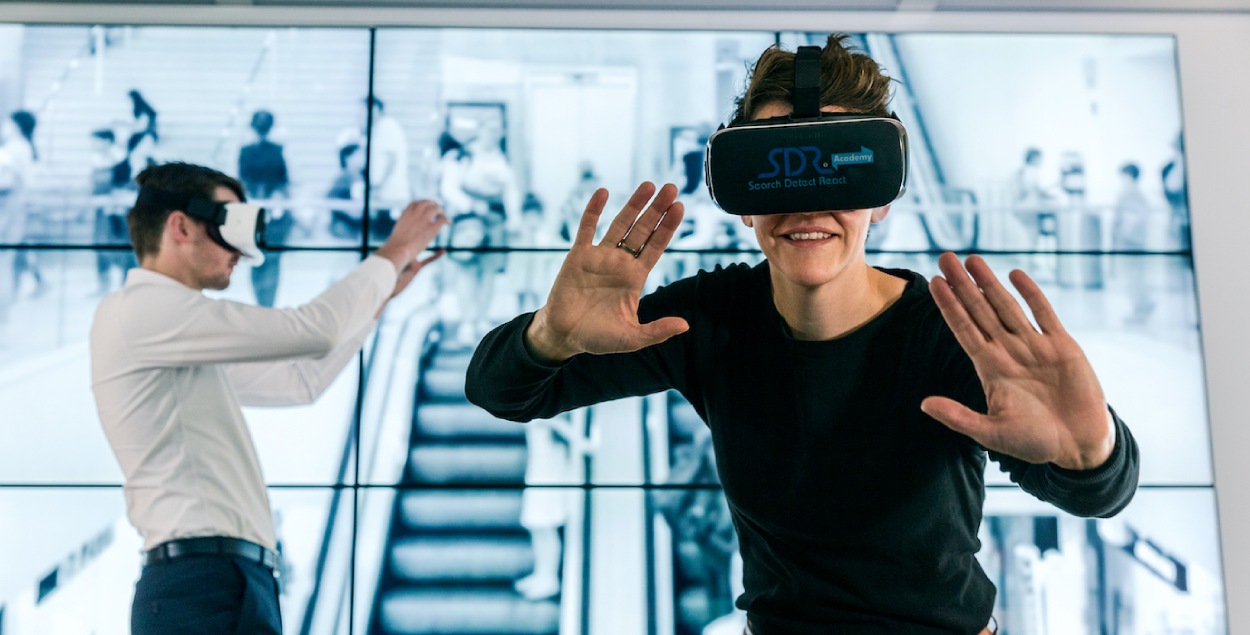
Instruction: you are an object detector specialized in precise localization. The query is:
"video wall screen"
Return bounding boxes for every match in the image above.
[0,23,1218,634]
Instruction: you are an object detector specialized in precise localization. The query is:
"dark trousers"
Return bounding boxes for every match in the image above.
[131,554,281,635]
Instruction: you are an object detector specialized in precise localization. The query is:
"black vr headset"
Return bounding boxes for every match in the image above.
[704,45,909,216]
[135,186,269,265]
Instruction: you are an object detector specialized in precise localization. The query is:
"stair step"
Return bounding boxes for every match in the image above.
[415,403,525,440]
[428,345,474,369]
[378,588,559,635]
[400,490,523,530]
[420,366,467,402]
[389,536,532,583]
[409,443,527,485]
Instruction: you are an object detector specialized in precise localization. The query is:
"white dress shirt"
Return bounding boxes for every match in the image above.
[90,255,398,551]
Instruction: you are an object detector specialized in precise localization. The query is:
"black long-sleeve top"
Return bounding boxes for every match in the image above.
[466,262,1139,634]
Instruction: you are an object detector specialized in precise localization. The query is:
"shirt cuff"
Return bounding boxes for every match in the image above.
[1047,405,1129,486]
[513,313,568,370]
[363,253,401,282]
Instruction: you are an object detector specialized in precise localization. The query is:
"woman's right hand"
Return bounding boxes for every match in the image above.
[525,182,688,363]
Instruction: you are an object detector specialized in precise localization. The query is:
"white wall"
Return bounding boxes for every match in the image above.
[1,4,1248,632]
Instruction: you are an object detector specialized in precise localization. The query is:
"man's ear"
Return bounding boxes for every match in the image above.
[167,211,194,245]
[741,215,754,228]
[870,205,891,224]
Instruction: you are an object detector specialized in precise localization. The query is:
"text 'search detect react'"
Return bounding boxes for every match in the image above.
[135,186,270,265]
[704,45,909,216]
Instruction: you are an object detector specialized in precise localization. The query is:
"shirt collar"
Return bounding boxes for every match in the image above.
[124,267,194,290]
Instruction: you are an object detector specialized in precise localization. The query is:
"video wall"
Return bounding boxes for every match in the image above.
[0,24,1220,634]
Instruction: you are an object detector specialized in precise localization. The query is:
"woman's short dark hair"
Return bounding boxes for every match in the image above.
[128,162,245,260]
[10,110,37,160]
[730,34,893,126]
[339,143,361,168]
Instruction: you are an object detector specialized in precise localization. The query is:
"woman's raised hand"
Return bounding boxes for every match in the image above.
[923,253,1116,471]
[525,182,688,363]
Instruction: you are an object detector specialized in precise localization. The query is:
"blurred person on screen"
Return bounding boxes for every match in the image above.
[1161,132,1189,251]
[1112,162,1158,325]
[361,95,411,241]
[0,110,39,321]
[238,109,292,307]
[1013,146,1061,253]
[327,141,366,239]
[91,127,138,295]
[466,35,1140,635]
[438,120,517,346]
[90,162,447,634]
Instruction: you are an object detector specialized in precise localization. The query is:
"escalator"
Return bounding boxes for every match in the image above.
[841,32,980,252]
[368,327,560,635]
[651,391,736,635]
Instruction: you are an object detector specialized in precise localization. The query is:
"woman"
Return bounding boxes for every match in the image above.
[0,110,39,313]
[466,35,1138,634]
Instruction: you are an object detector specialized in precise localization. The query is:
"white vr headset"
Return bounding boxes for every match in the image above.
[136,186,269,265]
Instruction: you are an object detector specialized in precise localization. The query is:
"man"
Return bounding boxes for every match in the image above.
[237,109,291,308]
[90,162,447,633]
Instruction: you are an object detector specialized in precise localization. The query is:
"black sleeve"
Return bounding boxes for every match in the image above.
[989,407,1140,518]
[465,275,699,422]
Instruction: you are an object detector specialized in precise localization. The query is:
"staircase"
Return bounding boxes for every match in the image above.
[369,329,560,635]
[19,25,372,204]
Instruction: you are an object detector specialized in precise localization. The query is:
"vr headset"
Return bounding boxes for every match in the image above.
[135,186,269,265]
[704,45,909,216]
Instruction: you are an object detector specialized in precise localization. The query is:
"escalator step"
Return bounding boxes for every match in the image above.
[415,403,526,440]
[400,490,523,530]
[389,536,533,582]
[409,444,527,485]
[379,588,559,635]
[420,366,467,402]
[427,347,475,370]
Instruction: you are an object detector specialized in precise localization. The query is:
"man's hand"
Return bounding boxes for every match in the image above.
[922,253,1116,471]
[374,199,448,272]
[526,182,688,363]
[373,200,449,311]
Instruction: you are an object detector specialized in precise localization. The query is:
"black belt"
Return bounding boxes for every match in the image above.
[144,536,278,570]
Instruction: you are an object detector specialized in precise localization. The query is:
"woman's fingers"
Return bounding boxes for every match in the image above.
[930,273,988,355]
[603,182,659,247]
[634,316,691,349]
[573,188,610,247]
[964,255,1037,336]
[920,396,995,447]
[1010,268,1067,335]
[937,252,1007,341]
[637,201,685,269]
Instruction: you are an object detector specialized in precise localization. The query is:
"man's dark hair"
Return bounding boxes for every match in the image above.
[1121,163,1141,181]
[128,162,245,260]
[250,110,275,137]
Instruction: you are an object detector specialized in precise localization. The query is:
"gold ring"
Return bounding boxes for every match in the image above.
[616,239,643,258]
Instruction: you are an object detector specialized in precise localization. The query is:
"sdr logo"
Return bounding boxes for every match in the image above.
[757,146,875,178]
[758,146,830,179]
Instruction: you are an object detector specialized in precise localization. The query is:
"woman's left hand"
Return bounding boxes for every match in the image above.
[922,252,1115,471]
